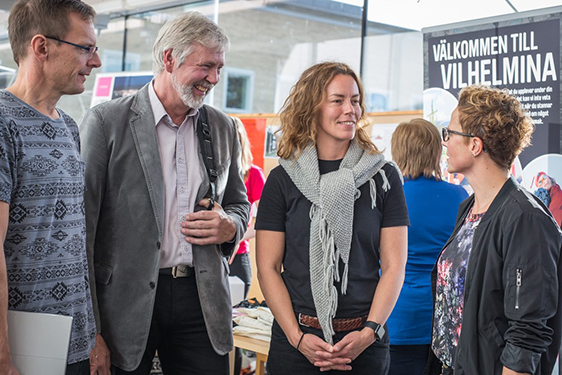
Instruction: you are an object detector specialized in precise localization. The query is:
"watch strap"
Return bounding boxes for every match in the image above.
[364,320,385,341]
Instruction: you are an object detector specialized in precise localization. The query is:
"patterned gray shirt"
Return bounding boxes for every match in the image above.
[0,90,96,364]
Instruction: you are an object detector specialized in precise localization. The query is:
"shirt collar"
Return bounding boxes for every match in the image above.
[148,79,168,127]
[147,80,199,127]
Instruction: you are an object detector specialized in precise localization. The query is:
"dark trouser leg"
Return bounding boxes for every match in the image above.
[233,348,243,375]
[156,274,229,375]
[389,344,429,375]
[113,273,228,375]
[66,359,90,375]
[229,252,252,299]
[230,252,252,375]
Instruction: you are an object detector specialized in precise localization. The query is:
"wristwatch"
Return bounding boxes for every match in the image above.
[364,321,385,341]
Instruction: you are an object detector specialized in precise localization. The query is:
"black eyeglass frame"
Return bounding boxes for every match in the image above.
[44,36,98,58]
[441,127,476,142]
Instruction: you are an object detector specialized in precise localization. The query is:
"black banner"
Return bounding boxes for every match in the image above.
[426,18,561,167]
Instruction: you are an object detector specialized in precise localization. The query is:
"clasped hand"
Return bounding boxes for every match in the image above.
[298,329,375,371]
[181,199,236,245]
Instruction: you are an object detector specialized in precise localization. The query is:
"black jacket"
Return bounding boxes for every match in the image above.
[424,177,562,375]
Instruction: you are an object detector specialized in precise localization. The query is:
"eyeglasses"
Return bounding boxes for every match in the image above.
[44,36,98,59]
[441,127,476,142]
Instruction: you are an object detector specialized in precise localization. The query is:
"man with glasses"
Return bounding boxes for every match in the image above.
[80,12,249,375]
[0,0,102,374]
[44,36,99,60]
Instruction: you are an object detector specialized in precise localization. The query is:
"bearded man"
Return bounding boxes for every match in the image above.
[79,12,249,375]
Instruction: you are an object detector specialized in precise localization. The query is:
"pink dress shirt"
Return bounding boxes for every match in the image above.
[148,81,203,268]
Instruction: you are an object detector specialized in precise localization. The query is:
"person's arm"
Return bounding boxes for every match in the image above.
[502,367,530,375]
[499,211,561,374]
[228,245,240,265]
[0,116,20,375]
[366,225,408,323]
[228,205,257,265]
[241,167,265,244]
[0,202,19,375]
[239,200,260,243]
[79,109,111,375]
[244,167,265,243]
[316,226,407,369]
[256,230,350,370]
[242,206,258,242]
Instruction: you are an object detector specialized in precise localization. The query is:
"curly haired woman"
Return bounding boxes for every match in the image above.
[255,62,409,374]
[425,85,562,375]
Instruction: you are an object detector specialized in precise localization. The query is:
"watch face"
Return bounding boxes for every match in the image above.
[376,324,386,340]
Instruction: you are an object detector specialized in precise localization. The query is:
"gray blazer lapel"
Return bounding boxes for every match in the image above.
[129,85,165,236]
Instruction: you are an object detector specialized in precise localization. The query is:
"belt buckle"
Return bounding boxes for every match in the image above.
[298,313,311,328]
[172,265,188,278]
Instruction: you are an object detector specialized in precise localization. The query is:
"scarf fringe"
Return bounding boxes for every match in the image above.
[369,178,377,209]
[369,169,392,209]
[380,169,391,191]
[311,168,393,341]
[314,205,339,340]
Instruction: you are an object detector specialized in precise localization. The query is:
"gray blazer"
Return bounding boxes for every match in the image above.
[80,84,250,371]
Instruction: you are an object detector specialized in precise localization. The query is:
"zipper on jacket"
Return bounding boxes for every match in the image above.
[515,268,522,310]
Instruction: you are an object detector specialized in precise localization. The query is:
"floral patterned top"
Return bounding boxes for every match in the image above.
[431,208,484,368]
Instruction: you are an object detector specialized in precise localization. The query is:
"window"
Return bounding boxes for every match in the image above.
[223,68,254,113]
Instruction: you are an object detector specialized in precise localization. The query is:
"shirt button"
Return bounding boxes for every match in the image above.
[149,282,156,289]
[156,241,161,249]
[178,158,183,163]
[180,187,185,193]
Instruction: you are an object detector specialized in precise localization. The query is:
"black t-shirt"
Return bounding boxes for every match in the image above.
[256,160,409,318]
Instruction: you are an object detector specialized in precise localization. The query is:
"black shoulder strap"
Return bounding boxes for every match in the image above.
[196,106,217,210]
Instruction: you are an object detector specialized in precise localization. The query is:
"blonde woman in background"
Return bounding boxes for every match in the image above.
[230,117,266,299]
[386,119,467,375]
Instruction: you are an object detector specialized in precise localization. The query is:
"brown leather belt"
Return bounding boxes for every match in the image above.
[297,313,367,332]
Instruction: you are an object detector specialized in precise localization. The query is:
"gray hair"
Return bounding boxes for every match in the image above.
[152,12,230,74]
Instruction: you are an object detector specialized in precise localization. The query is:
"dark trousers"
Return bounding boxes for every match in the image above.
[112,273,229,375]
[389,344,429,375]
[267,320,390,375]
[230,252,252,375]
[66,359,90,375]
[229,252,252,299]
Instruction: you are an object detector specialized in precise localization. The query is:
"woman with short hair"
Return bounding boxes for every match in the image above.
[425,85,562,375]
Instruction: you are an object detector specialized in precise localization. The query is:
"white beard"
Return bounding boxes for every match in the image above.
[171,74,211,109]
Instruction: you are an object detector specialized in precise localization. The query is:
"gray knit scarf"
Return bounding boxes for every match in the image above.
[280,140,392,343]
